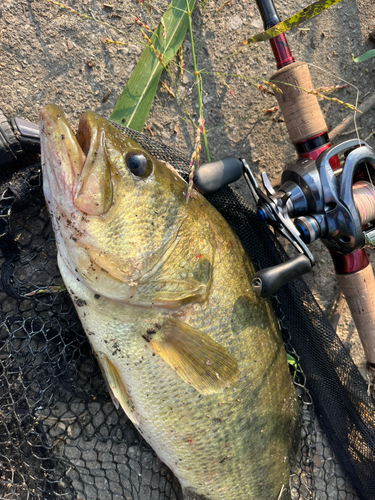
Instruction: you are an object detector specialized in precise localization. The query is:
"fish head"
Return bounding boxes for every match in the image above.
[40,105,195,302]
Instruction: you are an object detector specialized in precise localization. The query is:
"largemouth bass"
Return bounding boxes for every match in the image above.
[40,104,300,500]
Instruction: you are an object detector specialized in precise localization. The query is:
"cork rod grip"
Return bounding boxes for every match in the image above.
[270,61,327,145]
[336,264,375,366]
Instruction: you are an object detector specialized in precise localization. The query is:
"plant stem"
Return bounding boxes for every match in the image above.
[186,3,210,162]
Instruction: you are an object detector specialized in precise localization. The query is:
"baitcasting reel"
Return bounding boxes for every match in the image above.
[194,140,375,297]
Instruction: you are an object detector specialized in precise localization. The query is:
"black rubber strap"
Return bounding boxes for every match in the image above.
[0,109,23,168]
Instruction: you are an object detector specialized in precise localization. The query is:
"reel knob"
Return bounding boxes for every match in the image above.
[193,157,244,195]
[252,254,313,298]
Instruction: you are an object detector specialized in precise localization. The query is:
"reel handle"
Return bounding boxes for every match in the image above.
[252,254,312,298]
[193,157,244,195]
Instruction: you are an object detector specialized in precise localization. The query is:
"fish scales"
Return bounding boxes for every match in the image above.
[40,104,300,500]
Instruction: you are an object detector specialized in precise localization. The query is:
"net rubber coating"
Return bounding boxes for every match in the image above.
[0,109,23,167]
[270,61,328,145]
[336,264,375,364]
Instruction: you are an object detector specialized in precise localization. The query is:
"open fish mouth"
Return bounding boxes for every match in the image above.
[40,104,120,216]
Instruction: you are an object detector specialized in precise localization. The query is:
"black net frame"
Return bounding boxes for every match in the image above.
[0,122,374,499]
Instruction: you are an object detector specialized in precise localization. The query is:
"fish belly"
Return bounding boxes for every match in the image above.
[58,253,299,500]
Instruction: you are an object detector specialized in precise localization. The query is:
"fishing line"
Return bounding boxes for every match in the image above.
[353,181,375,225]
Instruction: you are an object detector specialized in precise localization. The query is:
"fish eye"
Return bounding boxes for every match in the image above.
[125,152,152,177]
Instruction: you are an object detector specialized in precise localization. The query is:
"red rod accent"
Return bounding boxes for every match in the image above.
[299,143,341,170]
[299,144,331,161]
[328,154,341,170]
[269,34,294,68]
[329,248,369,274]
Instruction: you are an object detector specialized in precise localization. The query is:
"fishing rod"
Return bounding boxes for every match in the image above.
[194,0,375,375]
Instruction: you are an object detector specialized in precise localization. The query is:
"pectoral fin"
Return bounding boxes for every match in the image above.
[97,352,140,425]
[147,318,238,395]
[133,225,215,308]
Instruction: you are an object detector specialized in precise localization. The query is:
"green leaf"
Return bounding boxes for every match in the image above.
[286,353,297,368]
[241,0,343,47]
[352,49,375,63]
[286,353,298,379]
[110,0,196,131]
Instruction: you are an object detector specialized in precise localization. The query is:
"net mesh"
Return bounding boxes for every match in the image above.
[0,124,374,500]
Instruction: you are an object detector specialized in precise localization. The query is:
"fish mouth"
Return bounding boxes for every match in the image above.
[40,105,85,199]
[40,104,114,216]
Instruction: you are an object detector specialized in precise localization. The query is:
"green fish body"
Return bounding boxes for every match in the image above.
[40,105,299,500]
